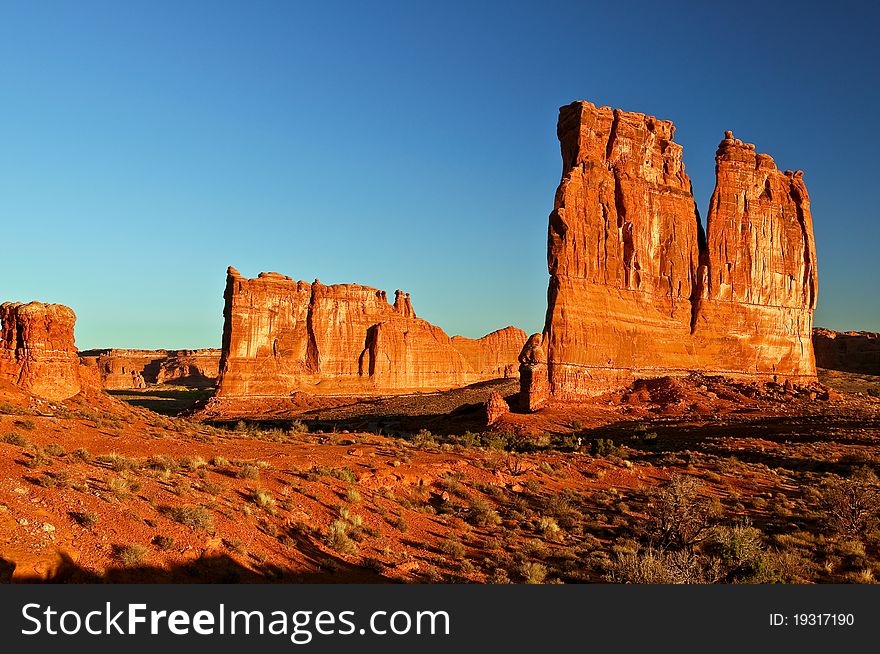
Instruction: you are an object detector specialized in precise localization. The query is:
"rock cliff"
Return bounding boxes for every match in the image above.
[217,267,526,396]
[78,349,221,390]
[522,101,818,408]
[812,328,880,375]
[0,302,95,400]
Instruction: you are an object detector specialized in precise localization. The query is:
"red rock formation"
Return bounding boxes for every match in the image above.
[485,390,509,425]
[0,302,94,400]
[522,101,818,408]
[78,349,221,389]
[812,328,880,374]
[451,327,524,381]
[217,267,527,397]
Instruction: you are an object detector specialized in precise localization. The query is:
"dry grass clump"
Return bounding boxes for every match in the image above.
[160,505,214,531]
[70,510,99,527]
[251,488,276,512]
[113,544,148,566]
[1,432,31,447]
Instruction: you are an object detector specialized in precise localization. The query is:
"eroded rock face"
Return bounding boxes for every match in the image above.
[0,302,90,400]
[523,101,818,406]
[812,328,880,374]
[78,349,221,389]
[217,267,527,396]
[485,390,509,425]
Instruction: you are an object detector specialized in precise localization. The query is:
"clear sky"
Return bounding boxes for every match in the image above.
[2,1,878,350]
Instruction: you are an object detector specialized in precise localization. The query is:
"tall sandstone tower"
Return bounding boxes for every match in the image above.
[520,101,817,409]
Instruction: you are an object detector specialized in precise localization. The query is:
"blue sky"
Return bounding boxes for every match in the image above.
[1,1,878,349]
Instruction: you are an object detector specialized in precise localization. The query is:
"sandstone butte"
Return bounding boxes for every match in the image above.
[0,301,98,401]
[78,348,222,390]
[520,101,818,410]
[216,267,527,397]
[812,328,880,375]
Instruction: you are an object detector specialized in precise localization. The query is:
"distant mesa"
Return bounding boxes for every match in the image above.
[78,349,222,390]
[216,266,527,397]
[812,328,880,375]
[521,101,818,410]
[0,301,99,401]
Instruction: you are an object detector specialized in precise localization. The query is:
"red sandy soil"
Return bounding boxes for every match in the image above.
[2,370,880,583]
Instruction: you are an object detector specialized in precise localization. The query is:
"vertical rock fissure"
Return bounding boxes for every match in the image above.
[522,100,819,408]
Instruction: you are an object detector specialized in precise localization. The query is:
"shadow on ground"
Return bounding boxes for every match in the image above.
[109,387,214,416]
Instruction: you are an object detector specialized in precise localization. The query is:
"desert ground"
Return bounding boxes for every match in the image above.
[3,367,880,584]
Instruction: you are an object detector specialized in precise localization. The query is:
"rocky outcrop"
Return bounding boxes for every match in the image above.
[485,390,510,425]
[451,327,524,381]
[0,302,95,400]
[78,349,221,389]
[217,267,527,397]
[812,328,880,375]
[522,101,818,408]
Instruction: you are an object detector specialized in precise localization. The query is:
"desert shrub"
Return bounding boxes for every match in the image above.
[161,505,214,531]
[98,452,139,472]
[0,403,35,416]
[72,447,91,461]
[519,561,548,584]
[709,521,766,580]
[35,471,70,488]
[439,539,466,560]
[537,516,562,541]
[325,519,358,554]
[330,467,358,483]
[113,544,148,566]
[344,487,362,504]
[591,438,618,457]
[608,547,722,584]
[200,480,226,496]
[210,456,230,468]
[288,419,308,435]
[251,488,276,511]
[45,443,66,457]
[645,475,718,550]
[14,419,36,431]
[107,475,139,498]
[70,510,99,527]
[236,463,261,480]
[820,467,880,539]
[502,453,528,476]
[24,448,51,468]
[390,515,408,532]
[145,455,177,472]
[412,429,436,447]
[173,479,191,496]
[152,535,176,551]
[524,538,549,559]
[1,432,31,447]
[180,456,207,471]
[439,473,469,498]
[469,498,501,527]
[489,567,511,583]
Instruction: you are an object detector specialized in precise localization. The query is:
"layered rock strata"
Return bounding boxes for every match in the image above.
[812,328,880,375]
[0,302,94,400]
[217,267,526,396]
[485,390,510,426]
[78,349,222,389]
[522,101,818,408]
